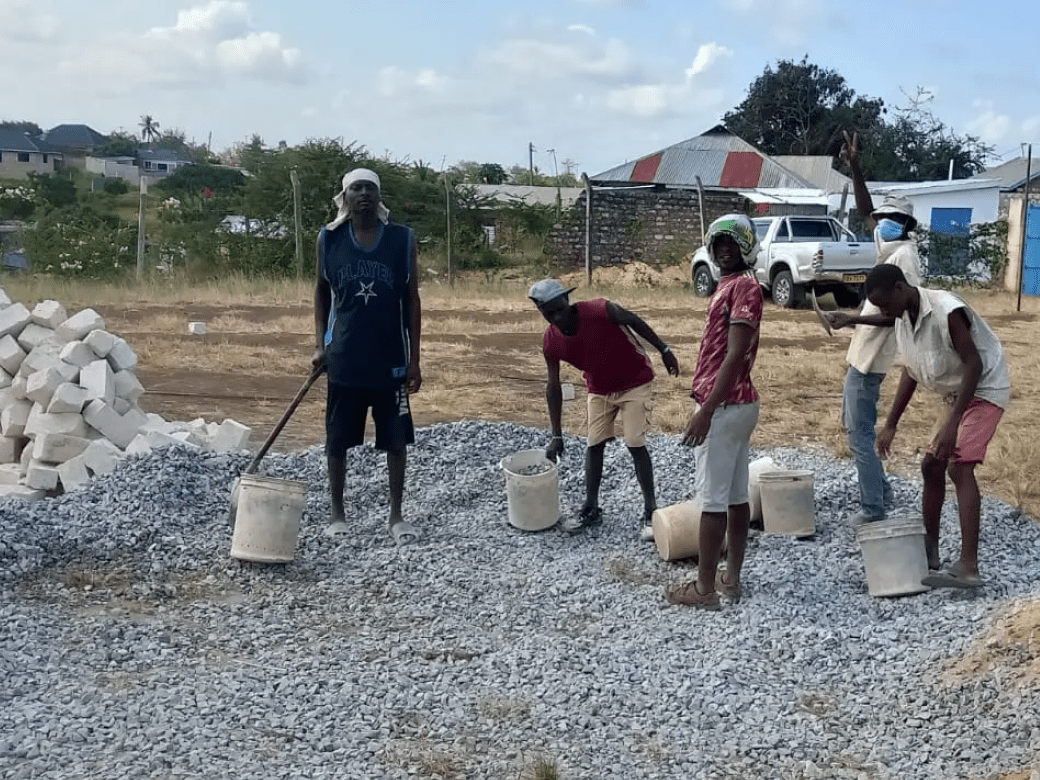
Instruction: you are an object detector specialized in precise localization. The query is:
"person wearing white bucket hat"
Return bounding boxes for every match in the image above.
[824,131,922,527]
[529,279,680,538]
[313,167,422,545]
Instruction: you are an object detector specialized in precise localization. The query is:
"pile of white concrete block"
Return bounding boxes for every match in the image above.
[0,290,252,500]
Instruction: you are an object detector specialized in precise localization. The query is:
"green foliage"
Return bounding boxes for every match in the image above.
[28,172,78,208]
[101,178,130,195]
[23,202,137,279]
[724,56,884,158]
[914,219,1009,285]
[852,89,994,181]
[97,130,138,157]
[725,61,994,181]
[155,163,246,203]
[0,120,42,136]
[0,184,35,220]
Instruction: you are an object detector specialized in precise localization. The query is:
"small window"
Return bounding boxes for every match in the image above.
[42,154,48,163]
[775,221,790,240]
[157,163,168,171]
[18,152,30,163]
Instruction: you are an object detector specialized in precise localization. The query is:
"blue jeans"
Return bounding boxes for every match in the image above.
[842,366,891,520]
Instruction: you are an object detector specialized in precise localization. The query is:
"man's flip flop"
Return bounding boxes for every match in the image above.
[323,521,350,538]
[390,521,419,546]
[921,568,983,589]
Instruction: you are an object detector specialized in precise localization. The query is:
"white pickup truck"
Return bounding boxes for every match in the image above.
[690,215,878,308]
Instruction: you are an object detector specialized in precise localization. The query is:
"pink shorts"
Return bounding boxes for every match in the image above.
[927,397,1004,464]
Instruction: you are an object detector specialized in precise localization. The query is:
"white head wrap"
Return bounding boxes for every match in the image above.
[326,168,390,231]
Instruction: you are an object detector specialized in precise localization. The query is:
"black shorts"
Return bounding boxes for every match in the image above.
[325,381,415,457]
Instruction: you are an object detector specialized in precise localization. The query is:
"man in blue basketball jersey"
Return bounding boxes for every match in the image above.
[313,168,422,545]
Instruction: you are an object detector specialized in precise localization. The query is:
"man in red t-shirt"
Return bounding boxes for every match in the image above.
[529,279,680,536]
[665,214,764,610]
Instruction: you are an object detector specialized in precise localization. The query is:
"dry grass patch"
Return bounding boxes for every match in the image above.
[944,598,1040,689]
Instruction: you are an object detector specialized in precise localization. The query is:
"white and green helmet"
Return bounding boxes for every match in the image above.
[705,213,758,265]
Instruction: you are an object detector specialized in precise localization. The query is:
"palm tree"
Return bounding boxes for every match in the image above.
[139,115,160,143]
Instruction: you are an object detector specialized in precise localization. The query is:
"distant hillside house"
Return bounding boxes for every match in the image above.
[86,148,193,186]
[136,148,193,178]
[39,124,109,154]
[0,129,63,180]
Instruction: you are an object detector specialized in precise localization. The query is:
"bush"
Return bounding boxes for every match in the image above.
[102,177,130,195]
[23,203,137,279]
[915,219,1009,286]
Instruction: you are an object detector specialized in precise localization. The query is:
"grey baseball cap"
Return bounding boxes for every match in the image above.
[528,279,577,306]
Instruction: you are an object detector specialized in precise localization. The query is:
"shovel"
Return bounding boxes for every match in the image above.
[229,363,326,527]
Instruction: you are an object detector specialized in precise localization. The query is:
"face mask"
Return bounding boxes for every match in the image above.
[876,218,906,242]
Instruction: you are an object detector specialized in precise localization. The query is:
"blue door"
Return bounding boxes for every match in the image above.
[929,207,972,278]
[1025,203,1040,297]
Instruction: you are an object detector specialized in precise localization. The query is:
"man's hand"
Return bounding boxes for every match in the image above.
[825,312,856,330]
[931,419,959,462]
[407,362,422,394]
[662,349,680,377]
[841,129,860,167]
[545,436,564,462]
[681,407,711,447]
[311,347,326,370]
[876,425,896,458]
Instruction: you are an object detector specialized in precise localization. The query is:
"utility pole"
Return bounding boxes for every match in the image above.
[290,168,304,280]
[547,148,561,221]
[1018,145,1032,313]
[136,175,147,280]
[444,174,453,287]
[528,142,535,185]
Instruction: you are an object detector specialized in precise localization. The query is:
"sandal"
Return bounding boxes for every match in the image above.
[716,570,742,603]
[665,580,721,610]
[389,520,419,546]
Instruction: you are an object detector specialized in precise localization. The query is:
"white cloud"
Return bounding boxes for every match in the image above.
[485,35,638,81]
[568,24,596,36]
[607,43,733,118]
[968,100,1011,142]
[56,1,308,90]
[0,0,59,43]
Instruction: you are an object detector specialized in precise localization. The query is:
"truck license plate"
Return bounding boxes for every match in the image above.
[842,273,867,283]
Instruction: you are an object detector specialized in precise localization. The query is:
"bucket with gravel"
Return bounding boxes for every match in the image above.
[500,449,560,531]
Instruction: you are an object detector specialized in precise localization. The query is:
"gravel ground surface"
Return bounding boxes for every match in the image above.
[2,421,1038,780]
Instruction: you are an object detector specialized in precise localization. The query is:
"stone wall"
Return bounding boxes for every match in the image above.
[544,187,751,269]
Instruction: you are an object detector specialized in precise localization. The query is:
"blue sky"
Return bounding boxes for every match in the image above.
[5,0,1039,176]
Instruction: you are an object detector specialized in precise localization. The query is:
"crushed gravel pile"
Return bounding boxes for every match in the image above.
[2,421,1039,779]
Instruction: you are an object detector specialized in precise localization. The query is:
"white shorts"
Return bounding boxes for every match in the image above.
[693,401,760,512]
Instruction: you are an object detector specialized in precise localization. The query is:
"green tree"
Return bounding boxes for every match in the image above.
[98,130,138,156]
[24,202,136,279]
[851,89,994,181]
[479,163,508,184]
[723,56,885,157]
[0,120,42,136]
[139,115,161,143]
[28,172,77,209]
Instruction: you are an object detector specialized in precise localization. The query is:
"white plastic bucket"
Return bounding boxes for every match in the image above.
[500,450,560,531]
[759,469,815,536]
[748,456,782,522]
[856,515,931,597]
[230,475,309,563]
[652,499,704,561]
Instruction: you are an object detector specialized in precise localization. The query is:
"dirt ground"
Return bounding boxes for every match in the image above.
[92,272,1039,780]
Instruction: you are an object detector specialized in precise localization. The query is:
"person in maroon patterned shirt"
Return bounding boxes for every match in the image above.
[529,279,680,537]
[666,214,764,610]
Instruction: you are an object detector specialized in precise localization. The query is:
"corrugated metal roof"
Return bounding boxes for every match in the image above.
[472,184,583,208]
[0,129,62,154]
[591,125,816,189]
[773,156,852,193]
[972,156,1040,191]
